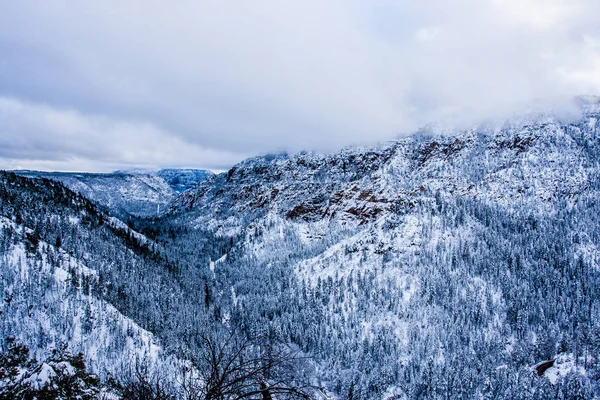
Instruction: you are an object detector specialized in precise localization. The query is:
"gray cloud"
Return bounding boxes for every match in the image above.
[0,97,246,172]
[0,0,599,171]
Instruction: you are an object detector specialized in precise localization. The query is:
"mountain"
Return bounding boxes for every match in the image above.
[163,99,600,398]
[14,169,212,218]
[172,99,600,226]
[2,98,600,398]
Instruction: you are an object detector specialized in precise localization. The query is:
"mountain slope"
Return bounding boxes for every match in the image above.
[1,169,321,398]
[172,102,600,227]
[164,100,600,398]
[0,172,200,392]
[0,216,170,379]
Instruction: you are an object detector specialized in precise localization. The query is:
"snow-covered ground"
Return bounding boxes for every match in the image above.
[542,353,588,385]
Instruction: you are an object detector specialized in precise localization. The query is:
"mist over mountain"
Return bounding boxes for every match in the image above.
[1,99,600,398]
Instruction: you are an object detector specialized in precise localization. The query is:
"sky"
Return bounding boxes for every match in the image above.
[0,0,599,172]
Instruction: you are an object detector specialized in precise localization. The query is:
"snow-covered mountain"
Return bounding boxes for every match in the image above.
[172,99,600,230]
[0,216,176,380]
[156,169,213,193]
[0,172,193,396]
[164,97,600,398]
[15,169,212,218]
[2,97,600,398]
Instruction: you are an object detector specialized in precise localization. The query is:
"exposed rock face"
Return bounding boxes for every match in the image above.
[535,359,556,376]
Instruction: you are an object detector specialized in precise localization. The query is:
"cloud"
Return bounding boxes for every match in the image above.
[0,0,599,171]
[0,97,247,172]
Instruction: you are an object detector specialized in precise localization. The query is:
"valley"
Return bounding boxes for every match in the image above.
[2,99,600,398]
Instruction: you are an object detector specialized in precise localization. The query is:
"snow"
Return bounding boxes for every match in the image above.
[543,353,587,384]
[54,361,76,376]
[231,286,238,307]
[577,241,600,271]
[53,267,69,282]
[23,363,57,390]
[382,385,406,400]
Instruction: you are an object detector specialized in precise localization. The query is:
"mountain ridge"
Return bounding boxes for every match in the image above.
[170,103,600,229]
[13,168,212,218]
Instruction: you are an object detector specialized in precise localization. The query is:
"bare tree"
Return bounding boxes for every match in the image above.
[116,360,176,400]
[182,327,321,400]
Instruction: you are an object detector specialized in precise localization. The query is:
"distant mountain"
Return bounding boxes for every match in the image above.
[156,169,213,193]
[14,169,212,218]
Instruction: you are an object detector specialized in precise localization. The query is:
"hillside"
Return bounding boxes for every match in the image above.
[164,99,600,398]
[0,171,315,398]
[0,172,203,396]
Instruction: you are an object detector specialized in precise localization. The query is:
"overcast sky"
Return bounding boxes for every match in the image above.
[1,0,599,172]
